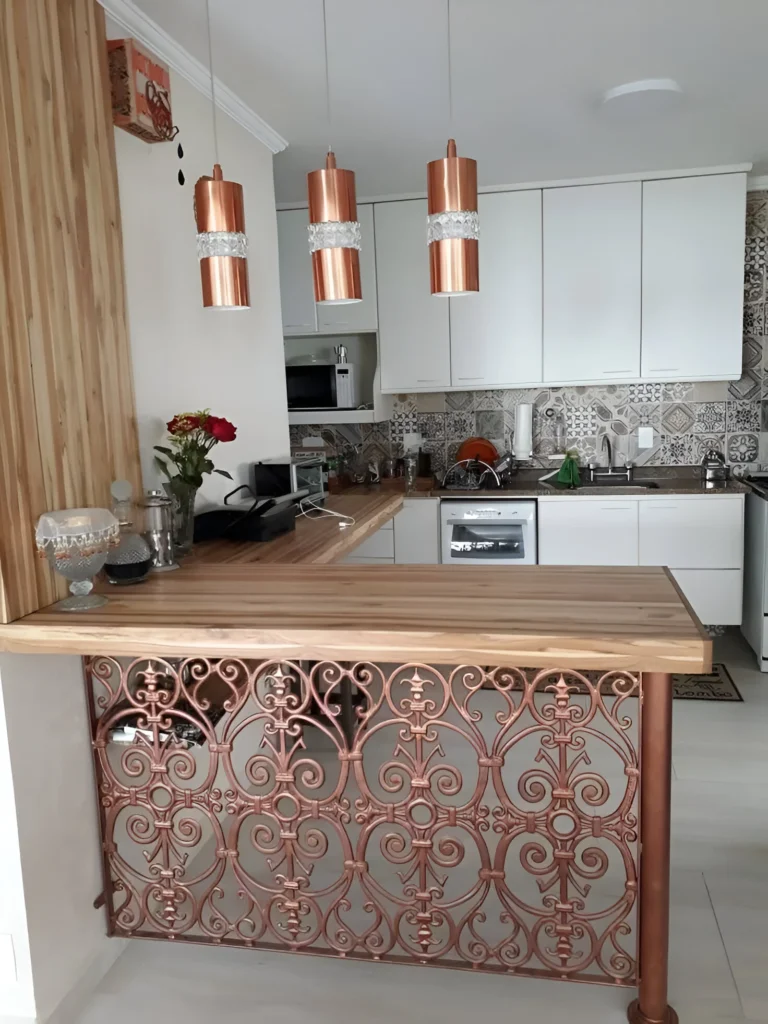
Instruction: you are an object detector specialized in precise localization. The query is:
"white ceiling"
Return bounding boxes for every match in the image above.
[135,0,768,203]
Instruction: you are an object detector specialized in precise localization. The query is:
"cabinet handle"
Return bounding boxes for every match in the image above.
[647,368,679,373]
[648,505,678,510]
[601,506,633,511]
[416,378,440,383]
[602,369,632,375]
[457,376,484,381]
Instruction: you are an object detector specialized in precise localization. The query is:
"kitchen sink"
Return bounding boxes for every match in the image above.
[584,478,660,489]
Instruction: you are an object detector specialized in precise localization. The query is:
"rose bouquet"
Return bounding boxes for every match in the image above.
[154,410,237,488]
[154,410,238,554]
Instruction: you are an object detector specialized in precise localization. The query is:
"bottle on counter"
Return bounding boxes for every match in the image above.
[104,480,153,585]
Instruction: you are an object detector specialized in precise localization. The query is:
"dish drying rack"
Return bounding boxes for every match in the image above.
[441,459,502,490]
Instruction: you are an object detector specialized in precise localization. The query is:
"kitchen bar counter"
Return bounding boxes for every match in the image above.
[0,564,710,671]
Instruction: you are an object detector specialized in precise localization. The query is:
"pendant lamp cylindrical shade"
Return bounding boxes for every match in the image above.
[195,164,250,309]
[307,152,362,304]
[427,139,479,296]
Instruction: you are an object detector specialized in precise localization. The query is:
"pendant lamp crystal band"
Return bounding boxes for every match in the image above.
[426,139,479,295]
[307,151,362,303]
[196,231,248,259]
[308,220,361,253]
[194,164,250,309]
[426,210,479,243]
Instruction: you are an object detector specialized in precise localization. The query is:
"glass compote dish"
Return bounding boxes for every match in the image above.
[35,509,120,611]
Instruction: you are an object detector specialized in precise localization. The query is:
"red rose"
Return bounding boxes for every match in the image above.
[167,413,203,436]
[207,416,237,442]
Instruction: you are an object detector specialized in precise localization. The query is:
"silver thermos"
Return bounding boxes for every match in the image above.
[334,344,348,364]
[141,490,179,571]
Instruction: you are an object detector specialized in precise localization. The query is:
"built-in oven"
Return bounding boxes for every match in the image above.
[440,500,537,565]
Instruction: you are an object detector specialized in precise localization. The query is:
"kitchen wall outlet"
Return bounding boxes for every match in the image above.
[637,426,654,449]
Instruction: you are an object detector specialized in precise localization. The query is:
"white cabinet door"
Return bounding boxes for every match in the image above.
[375,200,451,392]
[394,498,440,564]
[641,174,746,380]
[538,498,638,565]
[449,190,542,388]
[638,496,744,569]
[317,204,378,333]
[277,208,317,334]
[671,569,743,626]
[543,182,641,383]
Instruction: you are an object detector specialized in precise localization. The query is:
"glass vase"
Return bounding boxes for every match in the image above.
[164,480,198,557]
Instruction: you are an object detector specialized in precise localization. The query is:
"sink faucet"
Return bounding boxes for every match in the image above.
[602,434,613,472]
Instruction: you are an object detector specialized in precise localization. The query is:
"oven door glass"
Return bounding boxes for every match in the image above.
[447,520,526,561]
[286,366,336,410]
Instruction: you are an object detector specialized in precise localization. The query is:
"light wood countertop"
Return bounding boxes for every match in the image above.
[192,492,403,565]
[0,564,710,672]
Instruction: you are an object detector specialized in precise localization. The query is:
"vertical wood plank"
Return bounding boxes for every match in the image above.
[0,0,141,622]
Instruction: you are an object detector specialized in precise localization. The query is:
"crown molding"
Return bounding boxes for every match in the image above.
[99,0,288,154]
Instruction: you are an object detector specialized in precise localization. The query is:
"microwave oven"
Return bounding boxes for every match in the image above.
[252,456,327,502]
[286,363,358,411]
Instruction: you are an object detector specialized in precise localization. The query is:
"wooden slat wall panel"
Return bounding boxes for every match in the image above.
[0,0,141,622]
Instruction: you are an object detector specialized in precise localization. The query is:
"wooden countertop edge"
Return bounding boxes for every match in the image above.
[0,623,711,673]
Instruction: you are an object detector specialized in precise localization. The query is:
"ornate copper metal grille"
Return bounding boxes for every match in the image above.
[85,657,640,984]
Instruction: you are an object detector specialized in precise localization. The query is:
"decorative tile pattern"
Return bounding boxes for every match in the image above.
[475,410,504,439]
[661,382,694,402]
[627,383,663,403]
[473,390,505,410]
[745,236,767,272]
[744,335,763,369]
[745,270,765,303]
[625,403,661,430]
[729,367,761,401]
[661,403,695,435]
[445,391,473,412]
[693,402,726,433]
[416,413,446,440]
[743,302,765,336]
[727,432,759,463]
[415,392,446,413]
[445,410,476,438]
[726,400,760,433]
[659,436,695,466]
[693,434,725,460]
[565,405,598,435]
[747,196,768,237]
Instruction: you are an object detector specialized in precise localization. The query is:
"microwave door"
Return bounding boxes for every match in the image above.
[286,366,335,410]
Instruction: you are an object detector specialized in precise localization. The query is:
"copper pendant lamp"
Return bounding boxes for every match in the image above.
[427,138,478,296]
[194,0,250,310]
[306,1,362,304]
[426,1,479,296]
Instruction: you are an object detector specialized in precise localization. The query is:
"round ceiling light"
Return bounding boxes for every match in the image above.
[601,78,683,115]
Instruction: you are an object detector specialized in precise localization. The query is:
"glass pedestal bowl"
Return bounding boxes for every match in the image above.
[35,509,120,611]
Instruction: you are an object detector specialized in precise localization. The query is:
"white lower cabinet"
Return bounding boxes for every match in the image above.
[537,494,745,624]
[537,497,638,566]
[670,569,743,626]
[393,498,440,564]
[340,499,440,565]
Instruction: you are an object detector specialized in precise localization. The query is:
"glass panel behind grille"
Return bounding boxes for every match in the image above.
[449,521,525,560]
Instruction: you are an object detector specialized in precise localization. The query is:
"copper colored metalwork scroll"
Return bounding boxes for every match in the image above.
[85,657,647,987]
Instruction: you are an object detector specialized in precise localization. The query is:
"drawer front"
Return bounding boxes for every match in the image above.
[538,498,638,565]
[639,497,743,569]
[671,568,743,626]
[342,523,394,560]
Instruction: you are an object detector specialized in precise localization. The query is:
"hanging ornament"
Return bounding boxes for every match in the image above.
[195,164,249,310]
[193,0,250,310]
[426,140,479,296]
[307,151,361,304]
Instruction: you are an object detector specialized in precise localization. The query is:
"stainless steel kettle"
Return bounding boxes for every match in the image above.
[700,448,729,487]
[334,344,348,364]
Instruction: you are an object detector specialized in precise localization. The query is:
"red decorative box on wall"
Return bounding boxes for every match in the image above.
[106,37,177,143]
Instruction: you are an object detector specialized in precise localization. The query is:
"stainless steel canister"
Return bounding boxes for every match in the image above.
[141,490,179,571]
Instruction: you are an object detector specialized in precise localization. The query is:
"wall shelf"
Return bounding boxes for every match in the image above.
[288,409,376,425]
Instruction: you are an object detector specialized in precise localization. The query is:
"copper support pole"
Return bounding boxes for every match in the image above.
[628,673,678,1024]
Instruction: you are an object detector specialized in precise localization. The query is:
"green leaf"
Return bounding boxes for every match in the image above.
[154,445,174,457]
[153,456,172,480]
[213,469,233,479]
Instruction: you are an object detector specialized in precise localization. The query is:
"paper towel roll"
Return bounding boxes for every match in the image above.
[513,403,533,460]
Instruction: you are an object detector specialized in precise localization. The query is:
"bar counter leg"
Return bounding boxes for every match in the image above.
[628,672,678,1024]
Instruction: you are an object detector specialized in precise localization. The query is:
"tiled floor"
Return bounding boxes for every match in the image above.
[72,634,768,1024]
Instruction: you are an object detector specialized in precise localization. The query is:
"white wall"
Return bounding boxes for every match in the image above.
[110,43,289,506]
[0,654,125,1023]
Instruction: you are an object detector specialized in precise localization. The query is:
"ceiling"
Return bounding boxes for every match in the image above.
[136,0,768,203]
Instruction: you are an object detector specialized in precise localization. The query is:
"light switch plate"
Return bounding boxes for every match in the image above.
[637,426,654,449]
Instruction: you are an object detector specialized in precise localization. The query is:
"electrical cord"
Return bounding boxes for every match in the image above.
[297,497,355,529]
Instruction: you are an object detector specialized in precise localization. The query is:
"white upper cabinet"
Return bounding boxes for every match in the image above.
[317,204,378,333]
[277,208,317,334]
[543,182,642,384]
[641,173,746,381]
[277,205,378,335]
[375,199,451,392]
[449,189,543,388]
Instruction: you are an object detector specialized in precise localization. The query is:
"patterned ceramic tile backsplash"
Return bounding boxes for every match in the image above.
[290,192,768,479]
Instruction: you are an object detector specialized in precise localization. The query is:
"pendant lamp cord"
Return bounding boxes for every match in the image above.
[446,0,453,127]
[205,0,220,164]
[322,0,331,151]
